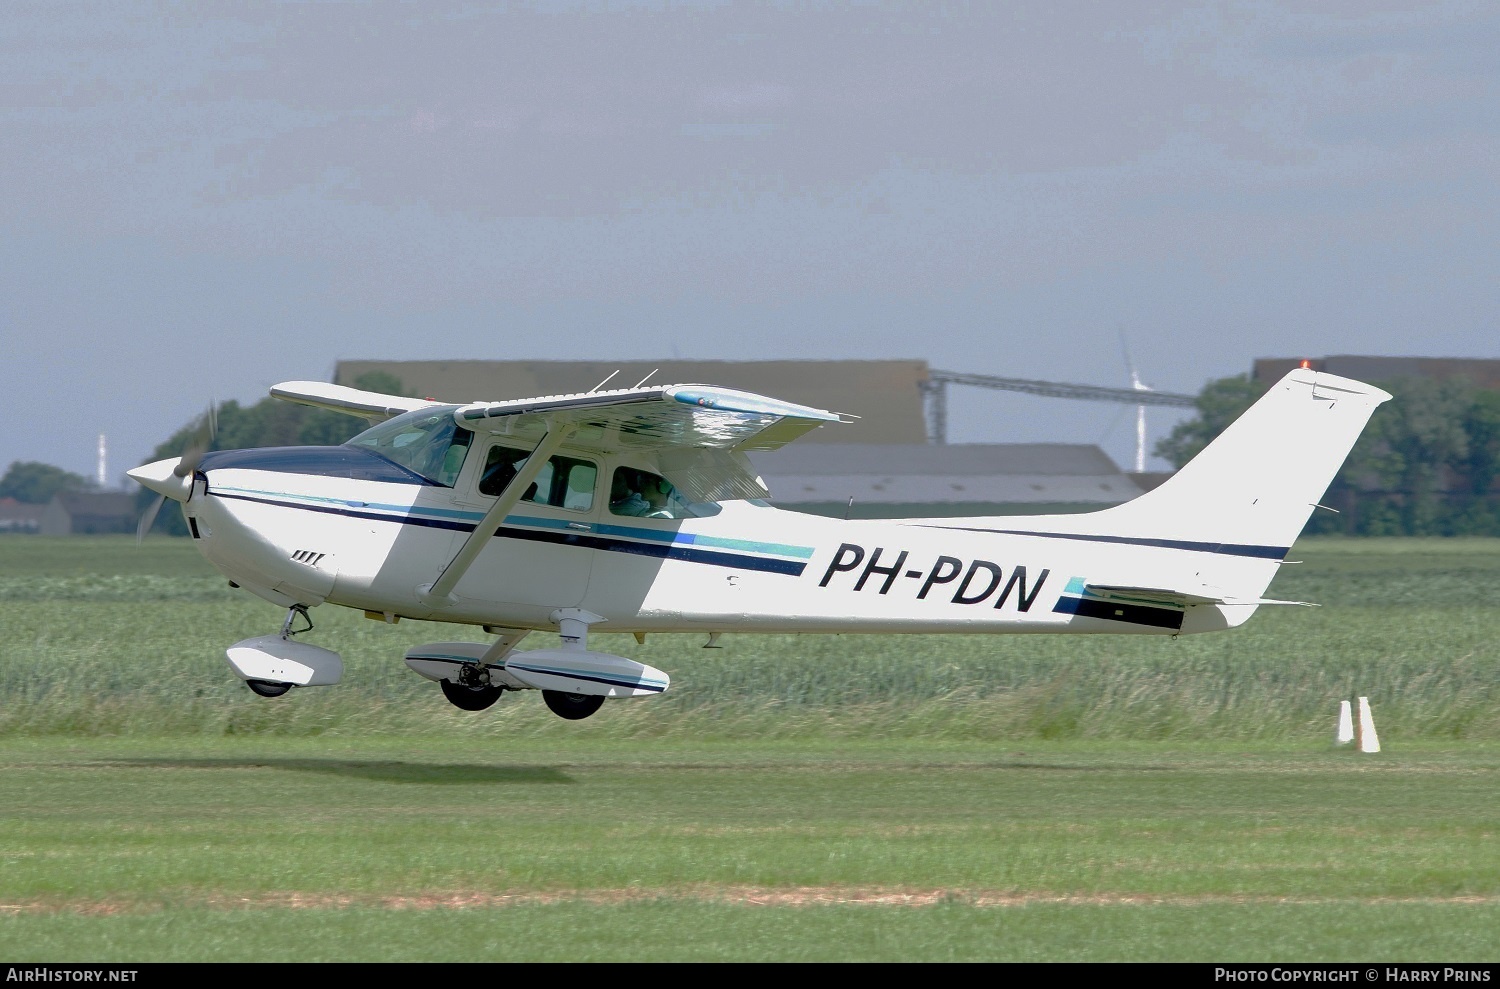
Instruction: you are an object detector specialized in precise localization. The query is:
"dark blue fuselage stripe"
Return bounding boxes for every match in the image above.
[214,490,474,531]
[210,491,806,576]
[921,526,1289,561]
[1053,595,1185,630]
[501,525,806,574]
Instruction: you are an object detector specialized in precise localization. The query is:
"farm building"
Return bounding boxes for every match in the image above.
[0,498,44,534]
[40,492,136,536]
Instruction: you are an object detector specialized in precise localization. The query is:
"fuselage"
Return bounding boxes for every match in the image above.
[175,444,1280,638]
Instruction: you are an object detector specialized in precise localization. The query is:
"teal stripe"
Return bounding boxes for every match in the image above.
[214,486,814,561]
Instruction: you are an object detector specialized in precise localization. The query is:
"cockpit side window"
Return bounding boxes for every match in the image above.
[479,444,597,511]
[609,466,692,519]
[345,408,472,487]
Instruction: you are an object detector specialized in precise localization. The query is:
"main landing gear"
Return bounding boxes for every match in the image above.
[542,690,605,720]
[405,612,670,722]
[440,668,505,711]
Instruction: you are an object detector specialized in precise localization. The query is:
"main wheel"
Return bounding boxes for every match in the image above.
[246,679,292,698]
[542,690,605,721]
[440,679,504,712]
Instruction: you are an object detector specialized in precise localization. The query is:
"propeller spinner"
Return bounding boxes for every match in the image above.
[130,404,216,541]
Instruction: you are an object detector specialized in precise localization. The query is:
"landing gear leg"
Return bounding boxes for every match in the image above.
[536,609,609,721]
[436,628,528,712]
[280,604,313,639]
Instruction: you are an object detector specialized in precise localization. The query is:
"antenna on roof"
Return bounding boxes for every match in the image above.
[97,434,107,490]
[587,370,620,394]
[632,368,659,389]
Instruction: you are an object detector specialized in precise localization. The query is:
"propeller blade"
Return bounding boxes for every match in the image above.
[136,493,166,543]
[172,403,218,478]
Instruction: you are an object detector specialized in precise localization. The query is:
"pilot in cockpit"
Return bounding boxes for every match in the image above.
[610,467,675,519]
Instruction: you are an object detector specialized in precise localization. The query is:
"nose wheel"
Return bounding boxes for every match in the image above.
[246,679,292,698]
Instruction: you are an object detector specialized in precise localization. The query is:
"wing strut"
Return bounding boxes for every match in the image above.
[418,426,575,608]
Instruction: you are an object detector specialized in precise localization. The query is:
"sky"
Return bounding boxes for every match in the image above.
[4,0,1497,484]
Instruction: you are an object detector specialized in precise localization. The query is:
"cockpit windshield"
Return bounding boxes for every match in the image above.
[345,407,472,487]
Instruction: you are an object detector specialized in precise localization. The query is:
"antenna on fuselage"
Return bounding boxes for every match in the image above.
[632,368,659,389]
[587,370,620,394]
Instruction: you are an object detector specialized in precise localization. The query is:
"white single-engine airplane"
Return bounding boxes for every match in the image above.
[129,367,1390,720]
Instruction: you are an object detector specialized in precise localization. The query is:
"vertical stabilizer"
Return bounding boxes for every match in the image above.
[1074,369,1390,551]
[971,369,1391,621]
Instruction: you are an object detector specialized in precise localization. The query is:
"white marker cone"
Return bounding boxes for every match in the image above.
[1356,696,1380,753]
[1335,700,1354,746]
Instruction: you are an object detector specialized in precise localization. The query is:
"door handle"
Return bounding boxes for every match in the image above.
[568,522,593,531]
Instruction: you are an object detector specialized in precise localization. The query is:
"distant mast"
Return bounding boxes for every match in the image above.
[97,434,107,490]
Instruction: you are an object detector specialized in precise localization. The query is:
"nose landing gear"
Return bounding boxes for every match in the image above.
[226,604,342,699]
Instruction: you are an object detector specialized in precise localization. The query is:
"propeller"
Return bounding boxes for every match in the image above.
[172,402,218,478]
[136,403,217,542]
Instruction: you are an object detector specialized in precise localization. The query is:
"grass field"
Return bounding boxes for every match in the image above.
[0,535,1496,961]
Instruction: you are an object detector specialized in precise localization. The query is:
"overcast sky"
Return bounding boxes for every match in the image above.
[4,1,1497,483]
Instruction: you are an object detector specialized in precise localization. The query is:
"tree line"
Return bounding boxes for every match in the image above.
[0,373,407,536]
[1155,374,1500,537]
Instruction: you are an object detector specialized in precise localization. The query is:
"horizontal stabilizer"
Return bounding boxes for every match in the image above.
[1084,583,1316,609]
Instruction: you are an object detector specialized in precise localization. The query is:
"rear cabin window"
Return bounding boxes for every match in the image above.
[480,445,597,511]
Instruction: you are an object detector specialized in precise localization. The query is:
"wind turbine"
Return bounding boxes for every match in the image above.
[1120,331,1153,474]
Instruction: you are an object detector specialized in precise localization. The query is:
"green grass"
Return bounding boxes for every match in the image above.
[0,737,1496,961]
[0,535,1496,961]
[1,535,1496,741]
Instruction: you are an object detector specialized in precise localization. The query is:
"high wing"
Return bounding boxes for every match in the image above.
[455,383,845,450]
[453,384,850,502]
[409,383,848,606]
[269,381,442,422]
